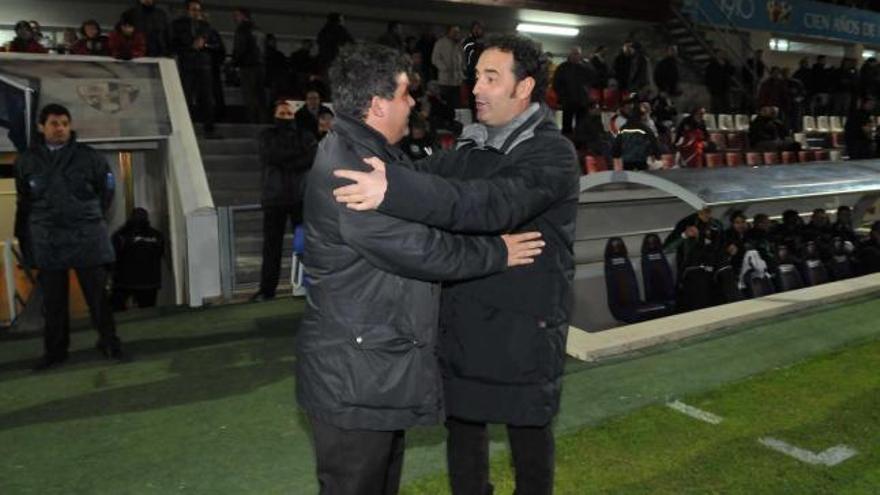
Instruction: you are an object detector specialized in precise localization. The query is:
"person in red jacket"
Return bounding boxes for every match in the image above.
[71,20,110,56]
[109,14,147,60]
[7,21,48,54]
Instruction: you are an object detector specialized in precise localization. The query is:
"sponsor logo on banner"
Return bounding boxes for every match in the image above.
[76,81,140,114]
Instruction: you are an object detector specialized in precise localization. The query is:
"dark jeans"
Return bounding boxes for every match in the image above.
[309,417,406,495]
[180,65,215,132]
[561,104,587,135]
[111,288,158,311]
[259,205,302,297]
[39,266,120,360]
[446,417,555,495]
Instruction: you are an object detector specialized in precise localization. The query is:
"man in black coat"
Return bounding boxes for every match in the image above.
[654,45,680,96]
[845,96,875,160]
[170,0,215,135]
[232,8,266,123]
[705,50,734,113]
[297,43,543,494]
[14,104,125,370]
[553,46,594,135]
[294,88,333,140]
[333,35,579,494]
[111,207,164,310]
[251,101,317,301]
[122,0,170,57]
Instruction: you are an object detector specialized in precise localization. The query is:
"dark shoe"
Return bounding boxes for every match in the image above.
[249,291,275,302]
[96,343,130,362]
[33,353,68,372]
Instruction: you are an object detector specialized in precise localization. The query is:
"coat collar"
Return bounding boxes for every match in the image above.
[457,103,553,154]
[333,113,407,162]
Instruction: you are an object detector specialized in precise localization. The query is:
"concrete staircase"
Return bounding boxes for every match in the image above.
[198,123,294,294]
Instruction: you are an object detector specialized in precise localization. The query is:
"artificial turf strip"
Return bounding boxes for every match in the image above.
[402,327,880,494]
[0,295,878,494]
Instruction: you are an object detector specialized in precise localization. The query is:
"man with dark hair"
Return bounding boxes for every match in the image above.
[123,0,171,57]
[333,34,579,494]
[15,104,125,370]
[295,88,333,140]
[251,100,317,302]
[316,12,353,72]
[654,45,680,96]
[297,43,544,494]
[171,0,216,135]
[232,7,266,123]
[70,20,110,56]
[7,20,47,53]
[553,46,594,135]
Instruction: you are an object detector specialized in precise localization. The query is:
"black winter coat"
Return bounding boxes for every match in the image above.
[170,16,213,69]
[232,20,261,68]
[124,1,170,56]
[297,114,509,430]
[259,121,317,207]
[112,220,164,289]
[14,136,115,270]
[553,60,594,107]
[376,105,579,425]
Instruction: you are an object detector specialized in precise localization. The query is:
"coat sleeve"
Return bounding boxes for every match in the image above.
[13,155,29,241]
[91,151,115,213]
[376,137,578,234]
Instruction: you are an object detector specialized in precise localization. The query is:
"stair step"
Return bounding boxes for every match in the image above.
[202,154,262,172]
[199,138,259,155]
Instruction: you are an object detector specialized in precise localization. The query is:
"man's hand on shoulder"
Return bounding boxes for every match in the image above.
[502,231,544,267]
[333,157,387,211]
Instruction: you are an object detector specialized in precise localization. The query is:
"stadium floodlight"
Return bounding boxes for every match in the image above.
[516,23,579,37]
[768,38,789,51]
[864,50,877,59]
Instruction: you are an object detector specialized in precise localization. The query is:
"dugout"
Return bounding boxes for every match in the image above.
[573,162,880,332]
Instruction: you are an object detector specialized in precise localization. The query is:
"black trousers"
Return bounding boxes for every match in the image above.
[309,417,406,495]
[239,66,267,124]
[446,417,555,495]
[39,266,120,360]
[111,287,158,311]
[259,205,303,297]
[561,104,587,136]
[180,65,215,132]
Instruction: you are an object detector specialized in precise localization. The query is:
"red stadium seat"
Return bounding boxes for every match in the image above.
[726,132,747,150]
[745,152,763,166]
[798,150,815,162]
[602,88,620,110]
[612,157,624,171]
[725,152,743,167]
[814,149,830,161]
[763,152,780,165]
[584,155,608,174]
[705,153,724,168]
[781,151,798,164]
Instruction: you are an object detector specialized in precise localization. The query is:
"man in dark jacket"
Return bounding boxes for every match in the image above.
[589,45,610,89]
[232,8,266,123]
[294,88,332,140]
[845,96,875,160]
[316,12,354,72]
[553,46,594,135]
[123,0,170,57]
[298,43,542,494]
[251,101,317,301]
[654,45,680,96]
[14,104,125,370]
[171,0,216,135]
[333,35,579,494]
[705,50,734,113]
[111,207,164,310]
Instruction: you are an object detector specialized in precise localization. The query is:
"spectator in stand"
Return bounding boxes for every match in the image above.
[705,50,734,113]
[56,28,79,55]
[802,208,834,260]
[742,49,766,111]
[400,115,436,160]
[462,21,485,119]
[29,21,52,52]
[71,20,110,56]
[608,92,637,136]
[377,21,404,51]
[123,0,170,57]
[758,67,791,122]
[202,12,226,123]
[832,206,858,244]
[783,67,807,132]
[792,58,811,99]
[589,45,610,90]
[723,210,750,275]
[416,31,438,81]
[613,40,636,92]
[749,105,796,152]
[746,213,777,268]
[810,55,831,115]
[232,7,266,124]
[295,88,333,140]
[264,34,290,104]
[612,106,661,171]
[289,40,317,97]
[860,57,880,100]
[654,45,680,96]
[845,96,876,160]
[630,42,651,93]
[772,209,805,255]
[432,25,464,108]
[675,106,709,167]
[111,207,164,310]
[171,0,217,136]
[553,46,594,136]
[424,80,462,135]
[8,21,48,53]
[251,100,317,302]
[575,100,612,161]
[409,50,431,92]
[316,12,353,73]
[832,57,858,116]
[316,107,334,141]
[109,14,147,60]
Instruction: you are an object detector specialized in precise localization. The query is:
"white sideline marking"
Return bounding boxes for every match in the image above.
[666,400,723,425]
[758,437,857,466]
